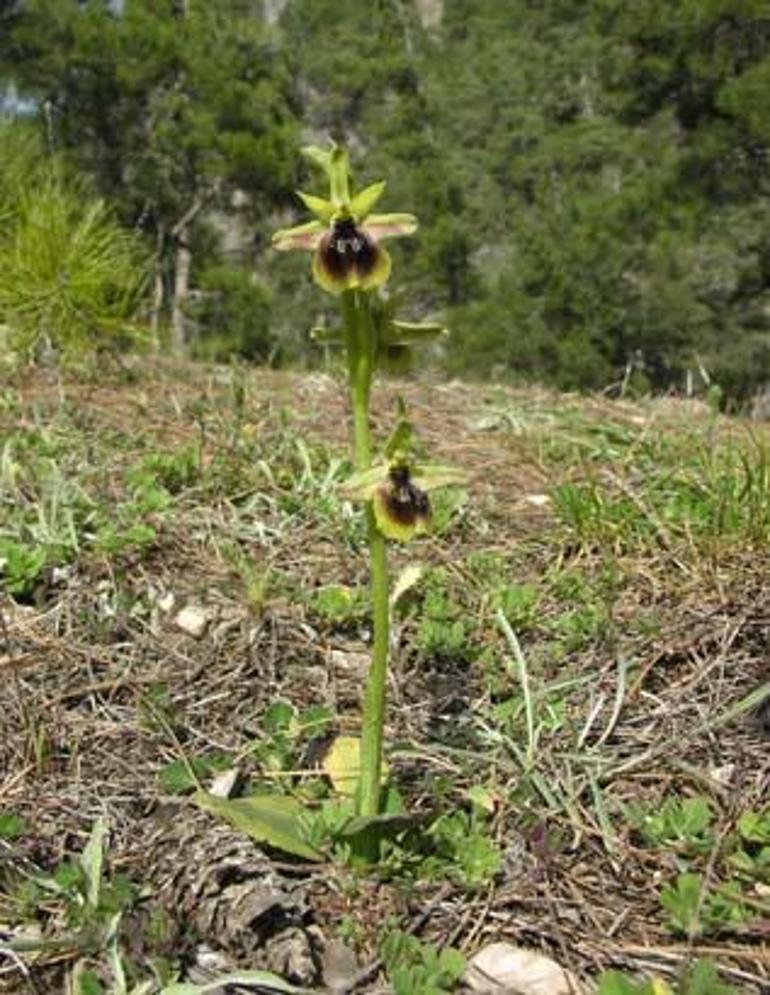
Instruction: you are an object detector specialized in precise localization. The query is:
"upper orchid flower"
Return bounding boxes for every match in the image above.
[272,145,417,294]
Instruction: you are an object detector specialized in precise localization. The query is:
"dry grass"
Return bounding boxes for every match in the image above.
[0,361,768,993]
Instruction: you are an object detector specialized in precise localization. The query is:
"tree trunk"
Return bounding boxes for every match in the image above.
[171,227,192,354]
[170,199,203,354]
[149,225,165,345]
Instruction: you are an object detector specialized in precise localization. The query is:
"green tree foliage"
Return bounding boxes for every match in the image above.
[3,0,296,350]
[2,0,769,400]
[276,0,770,400]
[0,121,149,362]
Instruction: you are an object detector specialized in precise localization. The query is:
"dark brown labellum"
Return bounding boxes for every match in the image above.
[381,465,431,528]
[318,217,379,283]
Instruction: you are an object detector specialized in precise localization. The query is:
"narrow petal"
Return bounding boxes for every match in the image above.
[364,213,418,241]
[349,180,386,221]
[296,190,336,223]
[272,220,325,252]
[340,463,390,501]
[410,463,469,491]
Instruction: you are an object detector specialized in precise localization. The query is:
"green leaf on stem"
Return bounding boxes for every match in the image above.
[193,791,323,862]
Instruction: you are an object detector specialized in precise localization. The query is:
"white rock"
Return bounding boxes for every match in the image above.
[464,942,581,994]
[156,591,176,614]
[525,494,552,508]
[208,768,241,799]
[174,605,211,639]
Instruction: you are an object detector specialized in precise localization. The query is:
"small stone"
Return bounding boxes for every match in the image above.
[322,938,359,990]
[157,591,176,614]
[524,493,551,508]
[329,648,370,679]
[464,942,581,994]
[709,763,735,787]
[174,605,211,639]
[208,768,242,799]
[263,927,319,987]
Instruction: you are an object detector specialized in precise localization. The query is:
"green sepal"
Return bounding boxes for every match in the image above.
[301,144,333,174]
[383,412,413,459]
[349,180,386,220]
[301,142,351,205]
[385,319,448,344]
[296,190,336,223]
[327,145,351,205]
[310,326,344,345]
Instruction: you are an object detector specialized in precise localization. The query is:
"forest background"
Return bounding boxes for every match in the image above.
[1,0,769,407]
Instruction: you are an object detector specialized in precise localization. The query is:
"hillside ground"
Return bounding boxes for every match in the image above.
[0,362,768,994]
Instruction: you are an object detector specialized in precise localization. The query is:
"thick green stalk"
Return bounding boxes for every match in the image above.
[341,290,390,818]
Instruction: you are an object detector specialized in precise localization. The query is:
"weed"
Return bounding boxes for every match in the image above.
[423,809,502,886]
[380,929,466,995]
[599,958,738,994]
[158,753,233,795]
[414,568,476,661]
[0,539,47,598]
[628,796,715,856]
[4,820,152,990]
[660,873,749,937]
[249,699,335,777]
[309,583,367,627]
[0,811,25,839]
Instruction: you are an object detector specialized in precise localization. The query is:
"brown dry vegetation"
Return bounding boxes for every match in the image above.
[0,363,768,993]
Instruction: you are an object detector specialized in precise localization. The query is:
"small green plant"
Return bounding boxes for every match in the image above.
[415,568,476,661]
[131,447,200,495]
[0,539,47,598]
[629,795,715,855]
[493,581,539,630]
[0,811,26,839]
[598,957,738,994]
[380,929,466,995]
[6,820,147,991]
[727,808,770,885]
[309,583,366,626]
[250,699,335,776]
[424,808,502,887]
[659,873,749,937]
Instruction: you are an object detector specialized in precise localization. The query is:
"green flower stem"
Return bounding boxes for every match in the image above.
[341,289,390,818]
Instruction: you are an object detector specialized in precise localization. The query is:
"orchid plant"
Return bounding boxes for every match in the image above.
[274,144,465,820]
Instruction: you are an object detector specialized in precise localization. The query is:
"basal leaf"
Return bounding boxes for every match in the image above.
[160,968,304,994]
[193,791,323,862]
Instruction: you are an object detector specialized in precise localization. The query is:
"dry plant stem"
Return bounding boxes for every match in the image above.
[342,289,390,817]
